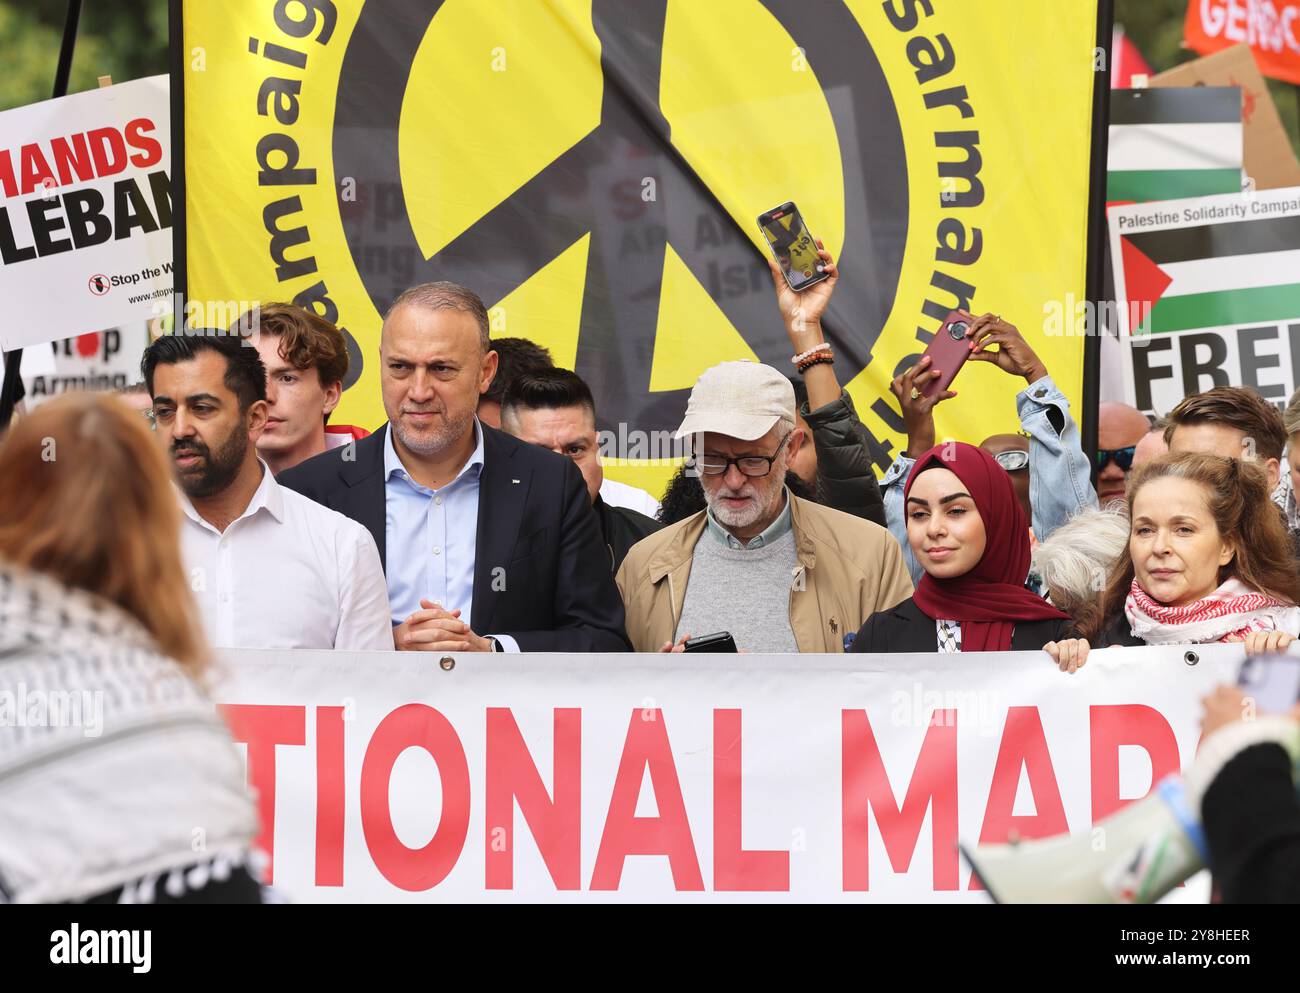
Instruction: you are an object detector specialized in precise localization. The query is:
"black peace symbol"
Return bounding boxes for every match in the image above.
[335,0,907,436]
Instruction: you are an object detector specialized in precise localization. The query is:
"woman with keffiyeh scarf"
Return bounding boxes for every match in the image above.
[1047,451,1300,672]
[850,442,1073,658]
[0,394,260,904]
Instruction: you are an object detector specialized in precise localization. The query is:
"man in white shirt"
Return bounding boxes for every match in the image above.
[142,330,393,651]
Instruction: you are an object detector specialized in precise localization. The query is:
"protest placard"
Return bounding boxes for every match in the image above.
[0,76,172,351]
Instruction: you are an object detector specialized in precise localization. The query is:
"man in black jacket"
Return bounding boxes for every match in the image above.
[278,281,630,653]
[500,368,660,573]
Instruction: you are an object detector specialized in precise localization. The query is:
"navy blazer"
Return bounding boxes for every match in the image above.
[278,423,631,652]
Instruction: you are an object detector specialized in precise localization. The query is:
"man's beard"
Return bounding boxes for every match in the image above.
[392,404,476,458]
[704,461,786,530]
[172,423,249,499]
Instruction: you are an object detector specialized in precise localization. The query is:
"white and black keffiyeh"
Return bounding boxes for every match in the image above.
[0,564,259,904]
[935,619,962,654]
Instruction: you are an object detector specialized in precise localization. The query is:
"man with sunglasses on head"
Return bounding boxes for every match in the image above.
[1096,402,1151,507]
[616,361,913,653]
[885,313,1097,582]
[979,434,1032,519]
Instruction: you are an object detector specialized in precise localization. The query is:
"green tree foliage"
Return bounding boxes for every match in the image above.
[0,0,167,112]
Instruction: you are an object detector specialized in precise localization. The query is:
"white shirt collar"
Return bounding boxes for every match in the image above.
[383,418,486,488]
[178,459,283,534]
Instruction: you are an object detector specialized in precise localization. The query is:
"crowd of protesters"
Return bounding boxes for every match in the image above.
[2,242,1299,903]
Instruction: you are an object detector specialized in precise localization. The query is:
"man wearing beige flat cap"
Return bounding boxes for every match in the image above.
[616,361,913,653]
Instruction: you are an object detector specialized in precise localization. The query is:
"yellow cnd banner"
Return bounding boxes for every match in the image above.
[176,0,1104,497]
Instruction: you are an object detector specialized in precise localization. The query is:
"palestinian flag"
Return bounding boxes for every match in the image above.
[1117,201,1300,337]
[1109,88,1243,204]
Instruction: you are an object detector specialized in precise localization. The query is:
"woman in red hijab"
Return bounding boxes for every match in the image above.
[851,442,1074,663]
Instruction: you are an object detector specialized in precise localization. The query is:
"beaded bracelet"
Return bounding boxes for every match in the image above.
[791,341,832,366]
[797,354,835,374]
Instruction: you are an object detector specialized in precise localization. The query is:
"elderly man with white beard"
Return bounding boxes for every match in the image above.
[616,361,913,653]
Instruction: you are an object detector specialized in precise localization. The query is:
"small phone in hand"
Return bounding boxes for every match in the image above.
[682,632,739,653]
[757,201,829,292]
[916,310,973,398]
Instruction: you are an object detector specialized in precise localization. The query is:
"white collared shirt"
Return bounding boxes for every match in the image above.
[179,461,393,651]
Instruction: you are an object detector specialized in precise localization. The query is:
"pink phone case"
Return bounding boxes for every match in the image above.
[918,311,972,398]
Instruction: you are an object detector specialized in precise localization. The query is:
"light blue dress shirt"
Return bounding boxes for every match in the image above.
[383,420,519,652]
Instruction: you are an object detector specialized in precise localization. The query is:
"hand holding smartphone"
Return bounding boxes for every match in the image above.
[916,310,973,398]
[682,632,739,653]
[757,201,829,292]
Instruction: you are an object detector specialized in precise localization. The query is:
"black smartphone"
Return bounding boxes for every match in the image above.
[682,631,738,653]
[757,201,828,292]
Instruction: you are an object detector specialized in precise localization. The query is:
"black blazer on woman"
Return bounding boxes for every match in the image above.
[849,596,1072,654]
[1096,614,1144,648]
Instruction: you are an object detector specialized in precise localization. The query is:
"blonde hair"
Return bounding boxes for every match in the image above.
[0,393,207,673]
[1285,387,1300,439]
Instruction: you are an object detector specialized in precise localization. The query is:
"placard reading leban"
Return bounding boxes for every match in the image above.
[0,76,173,350]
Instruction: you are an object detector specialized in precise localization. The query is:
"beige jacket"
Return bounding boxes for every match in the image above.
[615,496,913,652]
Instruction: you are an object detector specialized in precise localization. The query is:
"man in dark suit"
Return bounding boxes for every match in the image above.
[278,281,630,653]
[500,367,660,574]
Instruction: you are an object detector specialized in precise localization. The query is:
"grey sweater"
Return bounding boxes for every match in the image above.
[675,529,800,653]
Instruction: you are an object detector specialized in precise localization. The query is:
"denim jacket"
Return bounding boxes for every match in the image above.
[881,375,1098,583]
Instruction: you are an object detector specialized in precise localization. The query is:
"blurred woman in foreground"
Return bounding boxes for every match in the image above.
[0,392,260,904]
[1046,452,1300,671]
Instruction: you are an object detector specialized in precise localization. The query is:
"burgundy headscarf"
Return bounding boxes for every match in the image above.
[904,442,1067,652]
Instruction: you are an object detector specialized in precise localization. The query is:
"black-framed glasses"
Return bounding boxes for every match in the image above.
[994,449,1029,472]
[694,434,790,477]
[1096,446,1136,472]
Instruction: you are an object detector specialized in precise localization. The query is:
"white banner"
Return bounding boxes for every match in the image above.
[0,76,172,351]
[211,644,1241,902]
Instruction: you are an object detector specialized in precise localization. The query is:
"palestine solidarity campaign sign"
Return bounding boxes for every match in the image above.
[176,0,1105,493]
[1109,186,1300,414]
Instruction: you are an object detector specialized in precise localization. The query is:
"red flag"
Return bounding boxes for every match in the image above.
[1111,24,1152,88]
